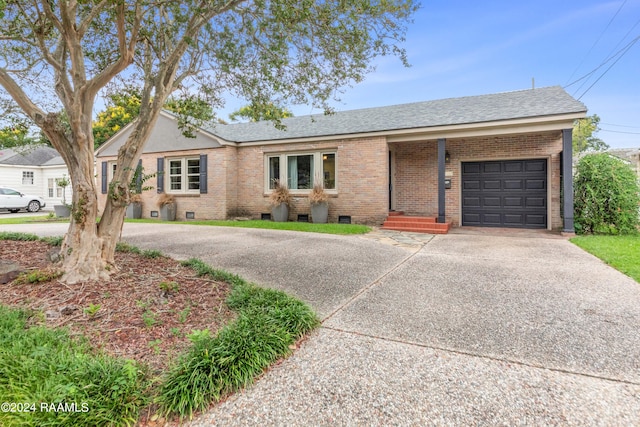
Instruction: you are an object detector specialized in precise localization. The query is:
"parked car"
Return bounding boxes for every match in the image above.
[0,187,46,213]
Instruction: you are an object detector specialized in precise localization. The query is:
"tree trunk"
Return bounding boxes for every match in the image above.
[58,147,109,284]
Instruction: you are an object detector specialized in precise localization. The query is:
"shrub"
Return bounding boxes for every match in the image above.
[269,179,292,206]
[157,193,175,208]
[309,182,328,205]
[574,153,640,234]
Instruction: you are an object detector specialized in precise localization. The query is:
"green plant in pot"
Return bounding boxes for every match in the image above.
[53,174,71,217]
[269,179,291,222]
[309,181,329,223]
[157,193,177,221]
[126,165,154,219]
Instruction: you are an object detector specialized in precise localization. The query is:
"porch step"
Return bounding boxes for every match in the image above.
[381,214,452,234]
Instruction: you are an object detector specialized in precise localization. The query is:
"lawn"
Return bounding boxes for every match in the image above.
[126,218,371,234]
[571,234,640,283]
[0,215,370,235]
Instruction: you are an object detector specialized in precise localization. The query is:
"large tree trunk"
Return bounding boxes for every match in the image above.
[58,137,109,284]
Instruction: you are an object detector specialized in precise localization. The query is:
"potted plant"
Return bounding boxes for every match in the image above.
[125,194,143,219]
[53,174,71,217]
[309,181,329,223]
[269,179,292,222]
[157,193,176,221]
[126,166,154,219]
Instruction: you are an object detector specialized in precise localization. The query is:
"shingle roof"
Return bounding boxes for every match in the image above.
[0,146,61,166]
[207,86,586,143]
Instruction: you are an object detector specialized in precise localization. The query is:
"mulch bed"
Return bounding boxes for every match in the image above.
[0,240,235,374]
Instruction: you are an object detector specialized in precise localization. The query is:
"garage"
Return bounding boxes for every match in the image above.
[461,159,547,228]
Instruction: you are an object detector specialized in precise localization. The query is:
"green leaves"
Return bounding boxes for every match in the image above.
[574,153,640,234]
[573,114,609,153]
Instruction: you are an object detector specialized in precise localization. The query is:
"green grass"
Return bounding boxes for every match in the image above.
[0,215,67,224]
[0,306,148,427]
[158,258,319,420]
[126,218,370,235]
[571,234,640,283]
[0,215,370,235]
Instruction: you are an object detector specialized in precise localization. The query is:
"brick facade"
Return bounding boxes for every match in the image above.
[98,130,565,228]
[97,136,390,225]
[235,136,389,224]
[391,131,564,229]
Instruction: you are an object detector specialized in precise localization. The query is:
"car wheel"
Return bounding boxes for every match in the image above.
[27,200,41,212]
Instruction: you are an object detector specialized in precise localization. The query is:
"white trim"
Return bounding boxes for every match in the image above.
[264,150,338,194]
[165,156,201,194]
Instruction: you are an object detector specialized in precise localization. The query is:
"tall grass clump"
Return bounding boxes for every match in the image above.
[159,259,319,420]
[0,306,148,427]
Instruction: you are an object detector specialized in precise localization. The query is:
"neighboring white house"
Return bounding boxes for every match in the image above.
[0,145,72,208]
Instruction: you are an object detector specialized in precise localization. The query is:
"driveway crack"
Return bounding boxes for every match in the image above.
[321,248,421,323]
[321,326,640,387]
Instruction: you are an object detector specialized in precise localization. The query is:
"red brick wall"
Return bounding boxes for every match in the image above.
[391,131,564,229]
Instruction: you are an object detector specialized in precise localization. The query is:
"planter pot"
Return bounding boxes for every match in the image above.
[271,203,289,222]
[311,202,328,223]
[53,205,71,218]
[159,203,176,221]
[126,202,143,219]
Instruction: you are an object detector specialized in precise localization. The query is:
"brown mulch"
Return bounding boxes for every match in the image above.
[0,240,235,375]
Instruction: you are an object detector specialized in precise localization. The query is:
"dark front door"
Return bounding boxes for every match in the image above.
[461,159,547,229]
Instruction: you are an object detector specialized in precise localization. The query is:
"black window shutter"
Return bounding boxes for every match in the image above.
[101,161,108,194]
[157,157,164,193]
[200,154,208,194]
[135,159,143,192]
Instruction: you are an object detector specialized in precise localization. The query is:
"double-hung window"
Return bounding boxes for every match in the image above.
[168,157,200,193]
[267,152,336,192]
[22,171,34,185]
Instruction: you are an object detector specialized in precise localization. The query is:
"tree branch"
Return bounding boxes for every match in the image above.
[0,69,48,123]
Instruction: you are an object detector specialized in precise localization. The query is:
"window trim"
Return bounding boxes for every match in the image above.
[264,151,337,194]
[108,161,118,183]
[166,156,201,194]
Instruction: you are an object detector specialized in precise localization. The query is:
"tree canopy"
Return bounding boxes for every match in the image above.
[573,114,608,153]
[0,0,418,283]
[229,103,293,124]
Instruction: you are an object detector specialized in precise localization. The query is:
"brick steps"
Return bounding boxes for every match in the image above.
[382,213,452,234]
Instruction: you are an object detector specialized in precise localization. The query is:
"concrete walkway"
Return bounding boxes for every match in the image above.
[1,222,639,425]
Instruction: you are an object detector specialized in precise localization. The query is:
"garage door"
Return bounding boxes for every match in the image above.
[461,159,547,229]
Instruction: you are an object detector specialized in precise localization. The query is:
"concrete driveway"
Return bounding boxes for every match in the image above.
[2,222,639,425]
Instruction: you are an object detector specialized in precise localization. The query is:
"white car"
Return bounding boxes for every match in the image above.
[0,187,46,213]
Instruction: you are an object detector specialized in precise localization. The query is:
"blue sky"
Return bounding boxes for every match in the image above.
[224,0,639,148]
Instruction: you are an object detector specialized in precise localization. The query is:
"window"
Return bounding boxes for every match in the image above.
[167,157,200,193]
[267,152,336,192]
[48,178,54,198]
[108,162,117,182]
[22,171,34,185]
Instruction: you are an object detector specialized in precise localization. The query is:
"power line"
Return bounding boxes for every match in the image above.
[564,33,639,88]
[601,122,640,129]
[600,128,640,135]
[565,0,628,85]
[576,34,639,100]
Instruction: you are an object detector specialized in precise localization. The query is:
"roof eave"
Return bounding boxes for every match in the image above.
[236,111,586,146]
